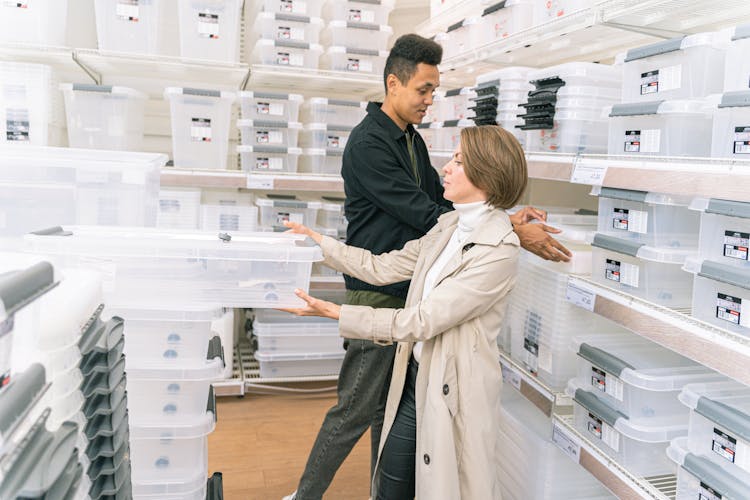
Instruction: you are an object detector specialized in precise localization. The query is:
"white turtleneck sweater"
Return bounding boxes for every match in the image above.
[413,200,493,362]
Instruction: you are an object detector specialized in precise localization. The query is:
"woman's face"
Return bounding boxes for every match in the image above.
[442,142,487,204]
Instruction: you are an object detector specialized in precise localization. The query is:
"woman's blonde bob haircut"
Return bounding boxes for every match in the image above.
[459,125,528,210]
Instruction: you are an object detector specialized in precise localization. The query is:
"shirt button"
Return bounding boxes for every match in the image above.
[423,454,430,465]
[443,384,449,395]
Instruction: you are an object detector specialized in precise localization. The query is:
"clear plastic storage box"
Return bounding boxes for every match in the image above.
[711,90,750,158]
[0,0,68,45]
[668,436,749,500]
[255,196,322,230]
[177,0,243,62]
[94,0,162,55]
[156,188,202,230]
[528,62,622,88]
[568,378,685,476]
[318,199,347,233]
[0,145,164,236]
[254,350,345,377]
[691,197,750,269]
[237,119,302,147]
[434,119,473,152]
[536,0,594,21]
[684,257,750,336]
[239,145,302,173]
[572,333,723,421]
[239,91,303,121]
[300,98,367,126]
[249,39,323,68]
[200,204,258,232]
[678,381,750,483]
[322,0,394,24]
[249,0,325,17]
[60,83,146,151]
[607,99,714,157]
[620,33,727,103]
[438,87,477,122]
[594,187,700,248]
[24,226,323,308]
[526,110,610,154]
[298,148,343,174]
[1,62,58,146]
[299,124,353,150]
[253,309,342,353]
[320,21,393,51]
[249,11,323,45]
[724,24,750,92]
[443,17,483,59]
[319,46,388,74]
[591,233,695,308]
[479,0,536,44]
[164,87,236,170]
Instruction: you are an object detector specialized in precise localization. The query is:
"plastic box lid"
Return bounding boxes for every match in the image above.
[254,39,324,51]
[572,333,723,391]
[304,123,354,132]
[164,87,236,100]
[623,32,728,63]
[60,83,146,100]
[129,408,216,440]
[302,147,345,157]
[104,306,224,322]
[0,144,167,174]
[591,186,693,207]
[326,46,388,56]
[683,256,750,290]
[255,197,323,209]
[441,119,473,128]
[326,20,393,33]
[529,62,622,84]
[678,381,750,441]
[592,233,696,264]
[557,85,621,99]
[689,197,750,218]
[237,145,302,155]
[237,119,302,129]
[255,11,323,25]
[667,437,749,498]
[254,350,345,361]
[609,99,714,117]
[306,97,366,107]
[239,91,304,102]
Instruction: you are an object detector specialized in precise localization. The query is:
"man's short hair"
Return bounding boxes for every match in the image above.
[383,34,443,92]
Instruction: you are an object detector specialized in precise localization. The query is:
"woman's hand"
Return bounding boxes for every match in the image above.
[283,221,323,244]
[509,206,547,226]
[277,288,341,320]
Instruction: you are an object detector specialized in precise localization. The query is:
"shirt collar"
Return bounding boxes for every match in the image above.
[367,101,416,141]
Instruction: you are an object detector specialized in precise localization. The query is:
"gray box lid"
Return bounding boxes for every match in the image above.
[592,233,645,257]
[624,36,686,62]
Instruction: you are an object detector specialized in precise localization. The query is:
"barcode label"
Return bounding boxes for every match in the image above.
[198,12,219,38]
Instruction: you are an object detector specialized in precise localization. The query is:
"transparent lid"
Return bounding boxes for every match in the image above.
[0,144,167,172]
[163,87,236,100]
[254,308,338,327]
[126,356,224,381]
[681,31,729,50]
[238,145,303,155]
[554,109,610,121]
[255,11,323,25]
[529,62,622,83]
[636,245,695,264]
[255,39,323,51]
[254,349,345,361]
[441,119,473,128]
[255,197,323,209]
[303,123,354,132]
[239,91,304,102]
[475,66,532,85]
[302,147,326,156]
[104,306,223,322]
[327,20,393,32]
[306,97,366,108]
[556,85,621,99]
[322,202,344,212]
[678,380,750,412]
[60,83,146,99]
[657,99,714,115]
[237,119,302,129]
[591,185,693,206]
[326,46,388,56]
[129,410,215,440]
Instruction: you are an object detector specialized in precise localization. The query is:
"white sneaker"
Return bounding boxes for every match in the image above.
[282,491,297,500]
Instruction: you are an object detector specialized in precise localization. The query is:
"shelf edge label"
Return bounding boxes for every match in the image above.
[500,362,522,391]
[247,174,274,190]
[566,280,596,312]
[571,161,607,186]
[553,421,581,463]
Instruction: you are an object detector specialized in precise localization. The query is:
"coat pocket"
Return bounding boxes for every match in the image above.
[441,355,459,418]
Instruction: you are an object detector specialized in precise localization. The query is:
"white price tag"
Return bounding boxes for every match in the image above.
[198,12,220,38]
[570,162,607,186]
[566,280,596,312]
[247,175,274,189]
[500,363,521,391]
[552,422,581,463]
[627,209,648,234]
[658,64,682,92]
[191,118,212,142]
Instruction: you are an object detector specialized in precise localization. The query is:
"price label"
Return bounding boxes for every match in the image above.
[247,174,274,189]
[570,162,607,186]
[500,363,521,391]
[552,421,581,463]
[566,280,596,312]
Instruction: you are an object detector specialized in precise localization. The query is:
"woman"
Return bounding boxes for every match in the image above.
[282,125,527,499]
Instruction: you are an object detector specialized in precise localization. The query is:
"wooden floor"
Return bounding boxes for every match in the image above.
[208,387,371,500]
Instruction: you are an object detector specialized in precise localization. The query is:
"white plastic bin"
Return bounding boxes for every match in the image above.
[299,123,352,149]
[164,87,236,170]
[475,66,533,91]
[439,87,477,121]
[0,62,57,146]
[322,0,394,24]
[249,11,323,45]
[607,99,714,157]
[521,209,597,275]
[254,350,344,377]
[434,119,472,151]
[528,62,622,88]
[691,197,750,269]
[255,196,322,230]
[572,333,723,421]
[568,378,684,476]
[591,233,695,308]
[200,204,258,232]
[536,0,594,21]
[239,91,303,121]
[238,145,301,172]
[249,39,323,68]
[249,0,325,17]
[157,188,202,230]
[684,257,750,336]
[237,119,301,147]
[177,0,243,62]
[711,90,750,158]
[594,186,700,248]
[621,33,727,102]
[319,46,388,74]
[300,98,367,126]
[526,111,609,154]
[668,437,750,500]
[94,0,162,55]
[318,199,347,233]
[445,17,483,57]
[724,24,750,92]
[480,0,535,44]
[24,226,323,308]
[298,147,343,174]
[319,21,393,51]
[0,0,68,45]
[60,83,146,151]
[253,309,341,353]
[679,381,750,483]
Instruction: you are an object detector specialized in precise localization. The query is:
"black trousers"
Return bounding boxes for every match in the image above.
[376,356,418,500]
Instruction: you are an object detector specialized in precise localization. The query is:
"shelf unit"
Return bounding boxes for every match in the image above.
[498,351,569,417]
[247,65,383,100]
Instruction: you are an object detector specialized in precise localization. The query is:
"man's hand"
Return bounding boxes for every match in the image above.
[284,221,323,244]
[513,223,572,262]
[277,288,342,320]
[509,206,547,226]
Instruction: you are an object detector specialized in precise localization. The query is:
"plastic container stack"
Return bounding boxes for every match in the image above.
[255,195,323,231]
[157,188,203,230]
[724,24,750,93]
[521,62,622,154]
[535,0,595,21]
[478,0,536,45]
[470,67,533,147]
[710,90,750,159]
[200,203,259,232]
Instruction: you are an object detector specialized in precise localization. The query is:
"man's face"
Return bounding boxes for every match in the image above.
[391,63,440,125]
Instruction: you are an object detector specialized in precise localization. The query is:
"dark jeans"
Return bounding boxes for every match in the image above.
[295,290,405,500]
[375,356,418,500]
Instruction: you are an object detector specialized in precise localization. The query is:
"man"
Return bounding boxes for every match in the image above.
[285,34,570,500]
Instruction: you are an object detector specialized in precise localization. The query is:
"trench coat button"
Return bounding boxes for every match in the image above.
[442,384,449,395]
[423,454,430,465]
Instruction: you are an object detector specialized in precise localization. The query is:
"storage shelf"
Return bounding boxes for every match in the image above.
[160,169,346,192]
[551,414,675,500]
[160,168,247,189]
[248,65,383,100]
[498,351,570,417]
[246,172,344,192]
[526,152,577,181]
[415,0,489,38]
[567,276,750,387]
[0,42,89,81]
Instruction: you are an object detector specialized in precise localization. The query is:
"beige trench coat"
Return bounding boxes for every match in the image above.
[318,208,519,500]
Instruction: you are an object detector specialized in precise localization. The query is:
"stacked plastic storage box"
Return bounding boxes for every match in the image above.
[711,90,750,159]
[591,187,699,308]
[667,381,750,499]
[536,0,595,21]
[255,195,322,232]
[157,188,203,230]
[0,146,165,242]
[684,198,750,336]
[567,333,725,476]
[94,0,163,55]
[477,0,536,45]
[0,0,68,45]
[312,197,347,277]
[471,67,533,147]
[177,0,243,62]
[522,62,622,154]
[498,385,617,500]
[724,24,750,93]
